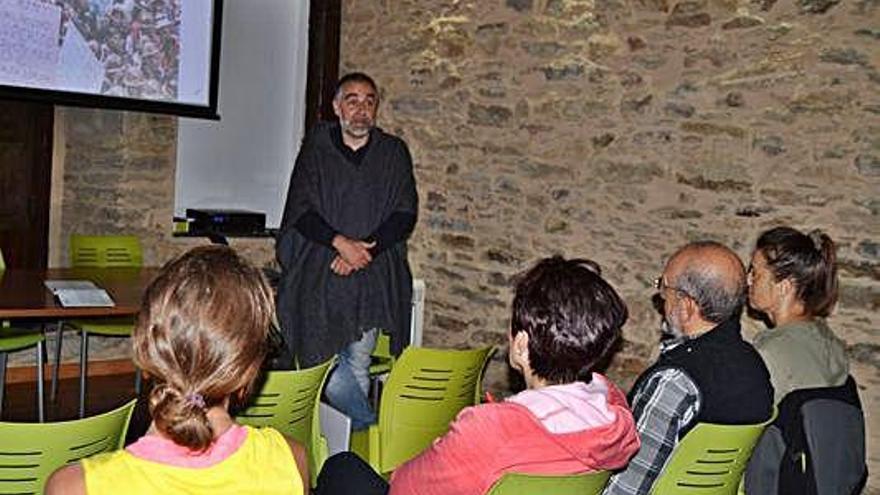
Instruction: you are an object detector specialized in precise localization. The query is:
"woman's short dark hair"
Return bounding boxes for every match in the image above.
[756,226,838,317]
[511,256,628,384]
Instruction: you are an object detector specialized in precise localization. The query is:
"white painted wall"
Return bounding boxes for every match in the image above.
[174,0,309,228]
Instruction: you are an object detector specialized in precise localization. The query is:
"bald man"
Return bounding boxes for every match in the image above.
[603,241,773,495]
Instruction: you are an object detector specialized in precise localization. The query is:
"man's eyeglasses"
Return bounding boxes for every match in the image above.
[654,277,691,300]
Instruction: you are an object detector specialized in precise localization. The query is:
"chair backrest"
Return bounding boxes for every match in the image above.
[70,235,143,268]
[650,409,777,495]
[374,345,494,474]
[0,399,136,495]
[235,358,334,487]
[369,331,395,374]
[488,470,611,495]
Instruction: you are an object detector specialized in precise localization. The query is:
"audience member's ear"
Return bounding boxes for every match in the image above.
[510,331,530,370]
[778,278,795,298]
[682,296,700,323]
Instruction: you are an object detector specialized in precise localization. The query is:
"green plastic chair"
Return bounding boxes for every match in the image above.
[61,235,143,417]
[488,470,611,495]
[0,249,46,422]
[353,345,494,476]
[368,331,395,407]
[69,235,144,267]
[235,358,335,487]
[650,409,778,495]
[0,398,135,495]
[369,331,394,376]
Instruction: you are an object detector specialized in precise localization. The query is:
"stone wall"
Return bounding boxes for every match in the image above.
[38,107,275,366]
[339,0,878,488]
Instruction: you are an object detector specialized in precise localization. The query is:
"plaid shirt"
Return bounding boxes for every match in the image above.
[603,338,701,495]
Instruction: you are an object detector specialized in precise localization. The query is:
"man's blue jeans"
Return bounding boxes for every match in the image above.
[324,328,378,430]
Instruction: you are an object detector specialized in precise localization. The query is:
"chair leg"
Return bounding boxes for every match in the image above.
[370,375,381,411]
[36,341,45,422]
[134,367,142,395]
[79,331,88,418]
[51,320,64,401]
[0,352,6,419]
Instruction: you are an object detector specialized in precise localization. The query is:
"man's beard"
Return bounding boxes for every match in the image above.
[662,316,685,339]
[341,117,373,138]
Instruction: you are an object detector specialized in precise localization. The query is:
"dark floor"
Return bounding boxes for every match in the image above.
[3,372,139,423]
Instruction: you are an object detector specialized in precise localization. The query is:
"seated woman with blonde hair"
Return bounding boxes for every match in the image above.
[47,246,309,495]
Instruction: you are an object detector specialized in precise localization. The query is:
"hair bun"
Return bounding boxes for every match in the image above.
[149,382,214,451]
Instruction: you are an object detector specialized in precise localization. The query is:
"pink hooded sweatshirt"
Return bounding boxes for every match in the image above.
[389,374,640,495]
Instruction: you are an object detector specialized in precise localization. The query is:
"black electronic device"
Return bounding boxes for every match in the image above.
[186,208,266,236]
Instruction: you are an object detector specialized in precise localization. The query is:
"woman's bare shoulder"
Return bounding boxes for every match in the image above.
[45,463,86,495]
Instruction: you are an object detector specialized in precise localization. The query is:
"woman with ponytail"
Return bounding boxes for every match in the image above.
[747,226,849,402]
[47,246,309,495]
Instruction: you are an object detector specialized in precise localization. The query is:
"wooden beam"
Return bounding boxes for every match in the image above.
[305,0,342,130]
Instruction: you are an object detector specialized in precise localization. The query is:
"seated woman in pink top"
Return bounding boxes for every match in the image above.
[46,246,309,495]
[316,256,640,495]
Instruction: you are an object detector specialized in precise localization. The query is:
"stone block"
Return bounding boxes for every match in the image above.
[722,15,764,29]
[753,135,786,156]
[390,97,440,115]
[440,233,477,249]
[680,121,747,139]
[664,101,696,118]
[848,343,880,371]
[468,104,513,127]
[799,0,840,13]
[666,0,712,28]
[855,154,880,176]
[432,313,471,333]
[506,0,533,12]
[820,48,870,67]
[678,174,751,192]
[858,241,880,260]
[838,284,880,311]
[540,63,585,80]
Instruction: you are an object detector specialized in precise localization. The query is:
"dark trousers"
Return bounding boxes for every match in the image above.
[315,452,389,495]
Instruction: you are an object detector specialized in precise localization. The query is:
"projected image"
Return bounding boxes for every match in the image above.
[57,0,181,100]
[0,0,211,106]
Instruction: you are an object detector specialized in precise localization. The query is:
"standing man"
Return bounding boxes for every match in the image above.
[603,241,773,495]
[276,73,418,429]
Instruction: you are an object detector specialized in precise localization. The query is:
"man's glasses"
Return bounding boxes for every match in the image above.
[654,277,692,300]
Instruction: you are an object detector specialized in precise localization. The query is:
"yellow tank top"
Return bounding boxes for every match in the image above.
[82,426,304,495]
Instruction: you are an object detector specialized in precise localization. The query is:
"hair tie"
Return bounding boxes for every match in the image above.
[185,393,206,410]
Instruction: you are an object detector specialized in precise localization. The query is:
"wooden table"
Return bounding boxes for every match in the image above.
[0,267,156,320]
[0,267,157,418]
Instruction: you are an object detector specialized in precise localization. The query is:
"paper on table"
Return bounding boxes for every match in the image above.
[55,289,115,308]
[45,280,115,307]
[44,279,98,293]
